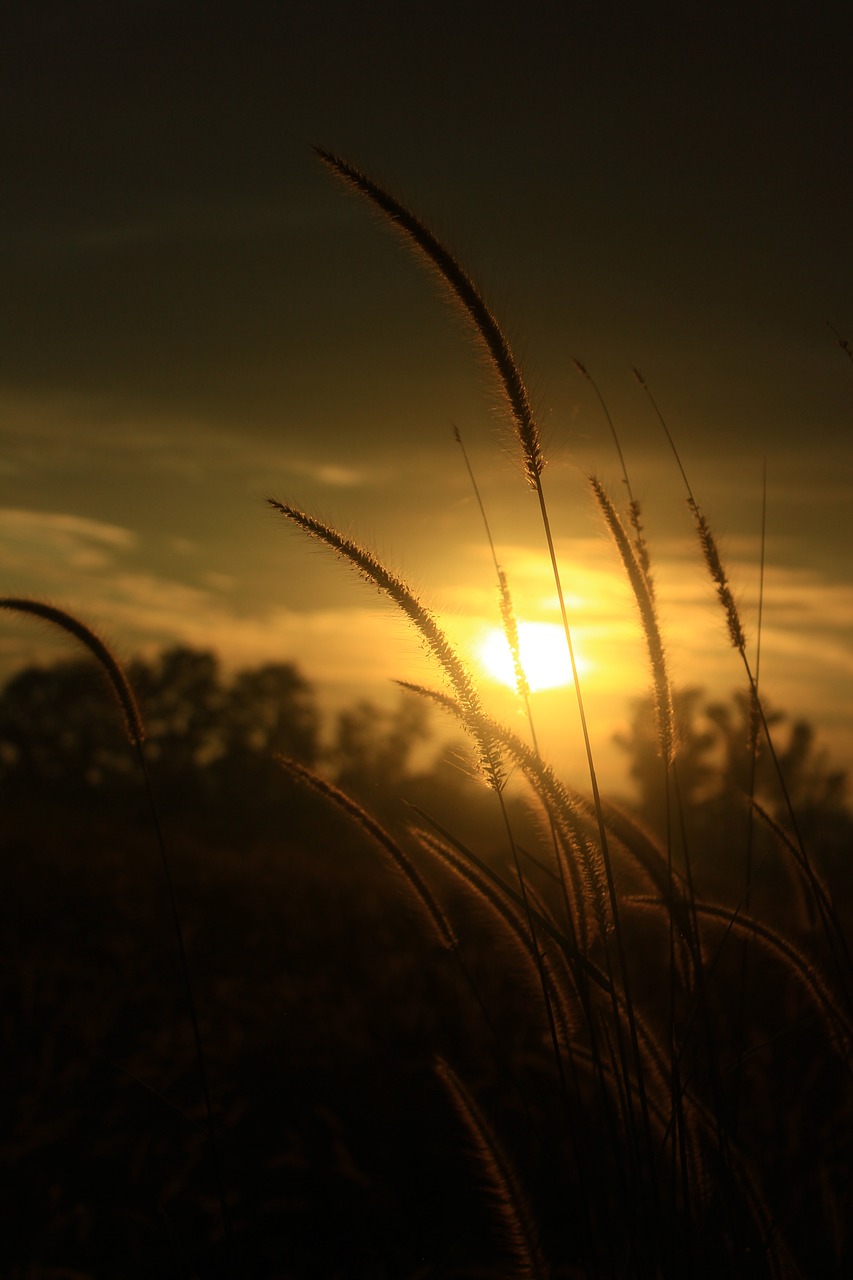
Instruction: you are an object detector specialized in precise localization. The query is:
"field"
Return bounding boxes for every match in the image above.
[2,152,852,1279]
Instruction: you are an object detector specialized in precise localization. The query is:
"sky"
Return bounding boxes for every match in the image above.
[1,1,852,792]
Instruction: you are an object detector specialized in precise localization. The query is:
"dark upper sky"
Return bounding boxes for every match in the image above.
[2,1,852,782]
[4,2,851,424]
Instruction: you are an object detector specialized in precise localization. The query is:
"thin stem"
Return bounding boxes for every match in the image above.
[635,371,853,1006]
[533,474,661,1252]
[136,742,233,1248]
[0,598,232,1250]
[732,461,767,1138]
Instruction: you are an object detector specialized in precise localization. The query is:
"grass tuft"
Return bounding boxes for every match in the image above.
[6,150,851,1280]
[0,597,144,746]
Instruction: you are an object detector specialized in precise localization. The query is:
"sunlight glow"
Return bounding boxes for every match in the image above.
[476,622,588,692]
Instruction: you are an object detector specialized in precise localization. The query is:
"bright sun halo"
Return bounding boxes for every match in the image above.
[477,622,584,692]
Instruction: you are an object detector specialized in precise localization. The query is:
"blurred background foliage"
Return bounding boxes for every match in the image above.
[1,645,849,871]
[1,648,852,1277]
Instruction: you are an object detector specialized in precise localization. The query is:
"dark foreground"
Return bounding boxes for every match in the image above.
[3,791,852,1279]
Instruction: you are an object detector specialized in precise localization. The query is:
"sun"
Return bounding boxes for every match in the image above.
[476,621,586,692]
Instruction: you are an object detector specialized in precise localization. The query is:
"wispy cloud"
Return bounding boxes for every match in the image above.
[0,508,136,572]
[280,457,396,488]
[0,390,405,495]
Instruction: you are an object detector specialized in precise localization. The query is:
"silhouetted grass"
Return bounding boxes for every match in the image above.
[2,154,852,1279]
[265,151,852,1277]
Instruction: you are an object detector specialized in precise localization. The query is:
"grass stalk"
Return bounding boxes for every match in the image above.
[0,597,232,1251]
[435,1057,550,1280]
[827,321,853,366]
[732,461,767,1137]
[267,501,597,1226]
[312,158,661,1222]
[574,360,653,591]
[633,370,853,1008]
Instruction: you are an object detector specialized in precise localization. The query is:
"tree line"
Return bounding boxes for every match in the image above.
[0,647,442,832]
[1,646,849,873]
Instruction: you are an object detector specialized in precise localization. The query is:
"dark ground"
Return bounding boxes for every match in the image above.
[3,784,852,1279]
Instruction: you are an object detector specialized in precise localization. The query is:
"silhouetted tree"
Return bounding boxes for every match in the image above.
[328,693,432,808]
[0,648,471,842]
[615,686,852,886]
[208,662,321,826]
[221,662,319,766]
[129,647,225,796]
[0,659,131,799]
[0,647,323,825]
[614,687,720,835]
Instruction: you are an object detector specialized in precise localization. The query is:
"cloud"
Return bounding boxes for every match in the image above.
[202,571,236,592]
[94,576,418,686]
[169,536,198,557]
[0,390,404,495]
[281,457,396,489]
[0,508,136,572]
[0,509,134,548]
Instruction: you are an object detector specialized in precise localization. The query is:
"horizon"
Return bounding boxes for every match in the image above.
[2,3,851,798]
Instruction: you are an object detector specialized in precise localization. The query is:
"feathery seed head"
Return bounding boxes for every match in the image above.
[268,499,506,790]
[687,499,747,653]
[434,1057,549,1280]
[497,569,530,701]
[0,597,144,746]
[314,148,544,488]
[590,480,674,762]
[280,757,457,950]
[627,499,654,595]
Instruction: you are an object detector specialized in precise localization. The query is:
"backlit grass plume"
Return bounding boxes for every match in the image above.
[453,424,531,705]
[8,148,850,1280]
[267,499,505,792]
[267,509,583,1139]
[278,755,457,951]
[0,597,144,746]
[588,478,673,763]
[689,499,747,653]
[316,148,544,488]
[632,366,746,655]
[574,359,654,594]
[435,1056,549,1280]
[313,149,662,1168]
[0,595,231,1247]
[633,367,853,1002]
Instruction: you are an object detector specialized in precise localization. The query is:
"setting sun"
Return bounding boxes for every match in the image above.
[476,621,588,692]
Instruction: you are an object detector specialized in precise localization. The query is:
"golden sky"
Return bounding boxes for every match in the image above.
[1,2,851,792]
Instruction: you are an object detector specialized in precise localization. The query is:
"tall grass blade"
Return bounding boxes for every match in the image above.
[435,1057,550,1279]
[0,596,232,1249]
[633,371,853,1007]
[0,597,144,745]
[574,360,653,591]
[278,756,456,949]
[315,148,544,488]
